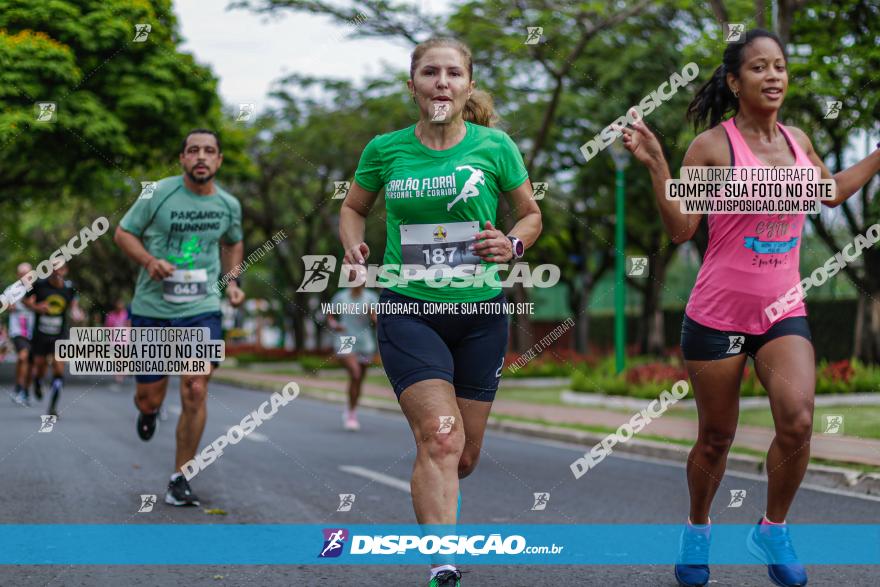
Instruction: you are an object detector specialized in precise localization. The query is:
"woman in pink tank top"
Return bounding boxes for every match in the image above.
[618,29,880,587]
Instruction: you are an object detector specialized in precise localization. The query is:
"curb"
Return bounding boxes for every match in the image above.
[213,374,880,498]
[561,389,880,409]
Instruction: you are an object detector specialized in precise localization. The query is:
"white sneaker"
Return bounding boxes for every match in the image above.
[343,411,360,431]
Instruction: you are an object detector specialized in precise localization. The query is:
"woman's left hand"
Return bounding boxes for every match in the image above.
[471,220,513,262]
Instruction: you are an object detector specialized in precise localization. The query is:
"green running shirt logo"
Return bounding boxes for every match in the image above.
[447,165,485,211]
[167,236,202,269]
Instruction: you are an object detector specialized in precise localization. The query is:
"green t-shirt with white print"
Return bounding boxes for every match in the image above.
[354,121,528,302]
[119,175,243,319]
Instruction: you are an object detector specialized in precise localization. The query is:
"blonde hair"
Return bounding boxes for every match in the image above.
[410,37,498,127]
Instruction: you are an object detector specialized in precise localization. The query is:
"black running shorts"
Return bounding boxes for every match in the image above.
[680,313,812,361]
[377,289,509,402]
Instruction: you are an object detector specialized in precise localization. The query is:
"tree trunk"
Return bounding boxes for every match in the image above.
[291,296,306,351]
[568,272,593,355]
[854,293,880,363]
[639,253,667,356]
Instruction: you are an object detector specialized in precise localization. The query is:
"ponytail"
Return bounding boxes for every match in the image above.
[686,64,736,130]
[686,28,787,130]
[463,89,498,127]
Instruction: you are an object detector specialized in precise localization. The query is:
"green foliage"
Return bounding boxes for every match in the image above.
[0,0,231,313]
[571,357,880,397]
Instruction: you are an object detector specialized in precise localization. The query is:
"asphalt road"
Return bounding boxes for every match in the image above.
[1,370,877,586]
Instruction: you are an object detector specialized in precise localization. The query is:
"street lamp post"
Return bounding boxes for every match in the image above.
[609,141,631,375]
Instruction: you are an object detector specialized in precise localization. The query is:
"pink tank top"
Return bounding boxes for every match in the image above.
[685,118,813,334]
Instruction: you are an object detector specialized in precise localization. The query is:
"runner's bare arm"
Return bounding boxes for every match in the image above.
[219,240,244,280]
[114,226,175,280]
[339,181,378,264]
[220,240,245,306]
[70,298,86,323]
[504,179,542,249]
[21,293,43,313]
[619,117,725,243]
[788,126,880,207]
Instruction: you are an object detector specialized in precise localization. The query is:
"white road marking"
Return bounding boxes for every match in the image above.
[339,465,411,493]
[244,431,268,442]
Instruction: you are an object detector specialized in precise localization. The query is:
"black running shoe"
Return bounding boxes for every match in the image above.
[34,382,43,401]
[137,410,158,441]
[165,475,200,506]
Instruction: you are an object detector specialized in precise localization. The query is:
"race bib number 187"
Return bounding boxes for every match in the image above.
[400,221,481,268]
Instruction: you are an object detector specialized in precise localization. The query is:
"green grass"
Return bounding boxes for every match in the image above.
[668,404,880,440]
[496,387,568,405]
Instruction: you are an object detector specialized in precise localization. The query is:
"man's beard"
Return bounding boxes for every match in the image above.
[186,168,214,184]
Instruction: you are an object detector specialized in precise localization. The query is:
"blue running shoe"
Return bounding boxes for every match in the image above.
[747,518,808,586]
[674,522,711,587]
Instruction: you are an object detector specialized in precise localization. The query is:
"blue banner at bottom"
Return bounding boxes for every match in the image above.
[1,524,878,565]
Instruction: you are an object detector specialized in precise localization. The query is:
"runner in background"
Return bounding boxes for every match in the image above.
[26,264,84,416]
[326,284,379,431]
[104,299,130,385]
[115,129,245,507]
[7,263,35,406]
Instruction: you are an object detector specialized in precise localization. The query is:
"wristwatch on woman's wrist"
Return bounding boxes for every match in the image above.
[507,236,525,259]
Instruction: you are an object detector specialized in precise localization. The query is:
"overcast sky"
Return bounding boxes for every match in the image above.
[173,1,453,112]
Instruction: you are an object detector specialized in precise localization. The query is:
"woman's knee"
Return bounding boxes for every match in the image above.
[776,409,813,445]
[695,428,737,460]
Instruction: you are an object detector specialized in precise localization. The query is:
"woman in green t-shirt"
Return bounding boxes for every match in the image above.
[339,37,542,586]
